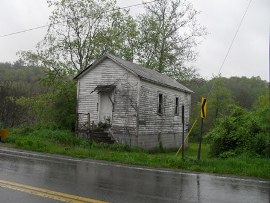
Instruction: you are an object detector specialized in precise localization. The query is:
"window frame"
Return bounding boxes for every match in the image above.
[157,93,164,115]
[175,97,179,116]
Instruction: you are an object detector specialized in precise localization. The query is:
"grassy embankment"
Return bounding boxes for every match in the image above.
[1,127,269,179]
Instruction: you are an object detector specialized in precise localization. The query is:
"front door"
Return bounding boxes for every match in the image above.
[99,92,113,122]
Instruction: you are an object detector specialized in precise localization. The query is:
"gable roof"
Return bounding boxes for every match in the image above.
[74,53,193,93]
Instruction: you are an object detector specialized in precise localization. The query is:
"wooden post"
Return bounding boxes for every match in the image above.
[197,118,204,160]
[182,105,185,159]
[92,121,94,131]
[88,113,91,139]
[76,113,79,136]
[198,97,206,160]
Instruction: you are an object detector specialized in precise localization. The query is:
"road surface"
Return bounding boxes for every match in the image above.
[0,146,269,203]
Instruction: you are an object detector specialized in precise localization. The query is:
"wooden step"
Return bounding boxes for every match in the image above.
[90,132,115,144]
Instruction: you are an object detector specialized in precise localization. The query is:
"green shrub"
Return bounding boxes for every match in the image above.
[207,101,270,158]
[6,126,93,148]
[11,127,35,136]
[252,133,270,156]
[219,150,237,159]
[94,118,111,132]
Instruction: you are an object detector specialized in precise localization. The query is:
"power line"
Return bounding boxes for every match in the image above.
[0,0,158,38]
[0,25,49,38]
[192,0,253,128]
[207,0,253,97]
[110,0,158,11]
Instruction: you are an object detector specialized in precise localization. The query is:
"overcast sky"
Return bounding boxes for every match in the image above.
[0,0,269,81]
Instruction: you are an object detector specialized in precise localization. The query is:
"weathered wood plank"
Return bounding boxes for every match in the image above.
[77,57,192,149]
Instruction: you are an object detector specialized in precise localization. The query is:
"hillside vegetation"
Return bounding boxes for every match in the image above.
[0,61,269,178]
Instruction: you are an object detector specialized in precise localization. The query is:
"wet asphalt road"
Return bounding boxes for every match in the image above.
[0,147,269,203]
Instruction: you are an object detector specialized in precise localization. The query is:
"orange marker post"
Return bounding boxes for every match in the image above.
[0,129,9,142]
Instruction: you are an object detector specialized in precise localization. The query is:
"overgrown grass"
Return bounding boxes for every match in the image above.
[2,127,269,179]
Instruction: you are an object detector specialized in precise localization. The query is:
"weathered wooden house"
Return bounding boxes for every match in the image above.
[74,53,193,148]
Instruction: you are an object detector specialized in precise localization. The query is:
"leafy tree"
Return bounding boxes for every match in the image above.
[98,11,139,61]
[185,76,268,141]
[207,77,234,120]
[21,0,205,81]
[224,76,268,109]
[20,0,137,74]
[18,0,137,129]
[17,73,77,130]
[206,90,270,158]
[0,62,44,127]
[186,76,235,141]
[137,0,206,80]
[15,0,207,130]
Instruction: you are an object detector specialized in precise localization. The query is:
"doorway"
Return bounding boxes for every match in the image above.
[99,92,113,123]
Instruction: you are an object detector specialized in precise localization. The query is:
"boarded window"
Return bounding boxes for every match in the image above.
[158,93,163,114]
[175,97,179,115]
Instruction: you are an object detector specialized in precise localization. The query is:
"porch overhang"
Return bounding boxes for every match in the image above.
[93,85,116,94]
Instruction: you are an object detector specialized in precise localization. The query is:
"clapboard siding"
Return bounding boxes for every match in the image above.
[77,58,139,142]
[76,55,192,149]
[138,80,191,148]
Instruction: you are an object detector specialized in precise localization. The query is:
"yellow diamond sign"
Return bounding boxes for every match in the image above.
[200,97,207,118]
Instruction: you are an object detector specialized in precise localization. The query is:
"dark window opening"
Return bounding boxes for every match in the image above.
[158,93,163,114]
[175,97,179,115]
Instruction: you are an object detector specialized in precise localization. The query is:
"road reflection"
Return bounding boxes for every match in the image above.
[0,151,269,203]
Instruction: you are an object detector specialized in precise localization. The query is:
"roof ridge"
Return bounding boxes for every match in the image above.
[105,53,193,93]
[75,53,193,93]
